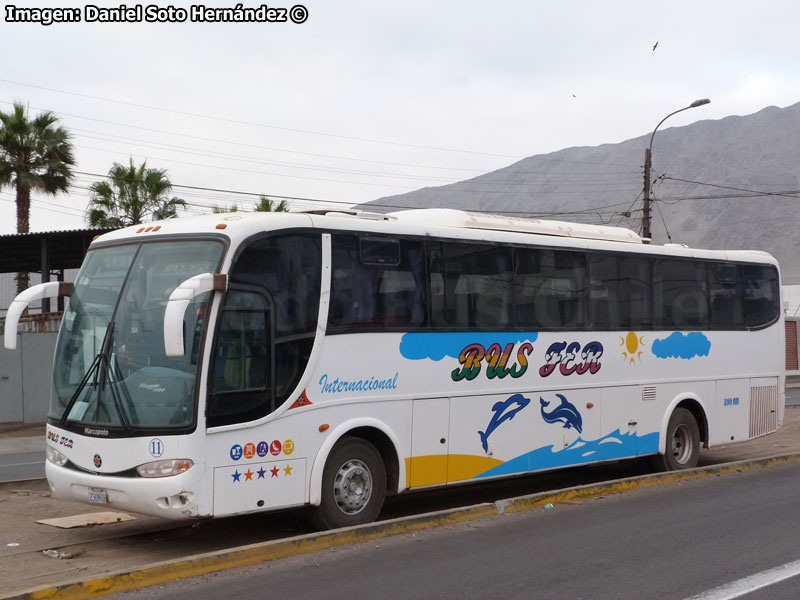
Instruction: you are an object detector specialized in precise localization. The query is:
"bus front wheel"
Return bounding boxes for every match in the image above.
[310,437,386,530]
[651,407,700,471]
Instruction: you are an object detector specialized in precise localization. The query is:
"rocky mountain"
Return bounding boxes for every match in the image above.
[371,102,800,283]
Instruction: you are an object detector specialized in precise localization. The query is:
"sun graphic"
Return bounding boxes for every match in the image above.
[619,331,645,364]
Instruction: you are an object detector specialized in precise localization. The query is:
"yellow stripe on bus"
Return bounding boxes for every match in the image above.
[406,454,503,487]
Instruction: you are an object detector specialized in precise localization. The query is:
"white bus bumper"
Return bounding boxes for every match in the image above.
[46,461,209,519]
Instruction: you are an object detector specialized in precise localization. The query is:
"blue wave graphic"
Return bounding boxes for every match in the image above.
[651,331,711,360]
[399,332,538,361]
[475,429,660,478]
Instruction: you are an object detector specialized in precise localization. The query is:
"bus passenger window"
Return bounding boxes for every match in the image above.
[743,265,779,328]
[588,253,620,330]
[514,248,585,330]
[709,263,744,329]
[330,235,427,331]
[618,256,652,330]
[654,259,709,329]
[429,241,512,330]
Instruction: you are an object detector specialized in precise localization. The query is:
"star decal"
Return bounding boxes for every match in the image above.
[270,466,279,478]
[257,467,266,479]
[284,464,293,476]
[244,469,254,481]
[231,470,241,483]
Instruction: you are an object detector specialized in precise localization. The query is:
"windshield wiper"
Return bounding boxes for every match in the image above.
[60,322,133,431]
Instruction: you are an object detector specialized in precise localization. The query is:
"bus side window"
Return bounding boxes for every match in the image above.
[429,241,512,330]
[208,291,273,427]
[654,259,709,329]
[515,248,585,330]
[330,235,427,331]
[330,235,378,328]
[709,263,744,329]
[427,242,452,326]
[588,253,620,330]
[225,233,321,411]
[618,256,652,330]
[743,265,779,328]
[514,247,543,328]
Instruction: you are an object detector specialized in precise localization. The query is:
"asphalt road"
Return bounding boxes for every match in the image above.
[0,451,44,482]
[113,462,800,600]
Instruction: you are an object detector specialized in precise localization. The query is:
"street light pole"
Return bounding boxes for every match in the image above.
[642,98,710,242]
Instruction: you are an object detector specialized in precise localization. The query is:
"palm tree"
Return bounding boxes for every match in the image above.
[87,159,186,227]
[254,196,289,212]
[0,101,75,293]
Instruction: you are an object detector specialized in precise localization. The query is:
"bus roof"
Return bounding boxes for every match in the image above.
[93,209,641,244]
[89,209,778,267]
[387,208,643,244]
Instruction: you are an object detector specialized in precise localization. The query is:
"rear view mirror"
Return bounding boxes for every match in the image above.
[4,282,73,350]
[163,273,227,357]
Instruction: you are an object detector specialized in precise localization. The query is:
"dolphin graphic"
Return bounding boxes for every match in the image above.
[540,394,583,434]
[478,393,531,453]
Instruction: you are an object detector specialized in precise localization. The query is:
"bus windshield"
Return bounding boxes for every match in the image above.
[50,240,224,431]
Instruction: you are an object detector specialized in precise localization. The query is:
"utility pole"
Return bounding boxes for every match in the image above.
[642,146,652,241]
[642,98,710,242]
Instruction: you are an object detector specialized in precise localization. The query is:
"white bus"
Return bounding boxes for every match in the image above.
[5,209,784,529]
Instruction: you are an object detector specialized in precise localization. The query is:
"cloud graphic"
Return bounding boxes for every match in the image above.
[651,332,711,360]
[399,332,538,361]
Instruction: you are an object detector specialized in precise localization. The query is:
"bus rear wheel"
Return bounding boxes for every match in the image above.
[650,407,700,472]
[310,437,386,530]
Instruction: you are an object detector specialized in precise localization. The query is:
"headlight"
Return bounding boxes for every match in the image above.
[46,446,68,467]
[136,459,194,478]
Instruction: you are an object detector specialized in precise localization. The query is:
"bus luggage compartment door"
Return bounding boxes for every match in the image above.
[407,397,449,488]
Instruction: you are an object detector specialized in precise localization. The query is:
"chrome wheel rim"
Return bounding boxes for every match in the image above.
[333,459,373,515]
[671,423,694,465]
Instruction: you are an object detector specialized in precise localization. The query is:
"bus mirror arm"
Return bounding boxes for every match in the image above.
[4,282,73,351]
[164,273,227,357]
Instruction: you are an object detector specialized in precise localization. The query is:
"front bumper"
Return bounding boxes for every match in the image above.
[46,461,209,519]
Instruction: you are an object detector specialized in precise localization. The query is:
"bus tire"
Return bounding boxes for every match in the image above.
[310,437,386,530]
[650,407,700,471]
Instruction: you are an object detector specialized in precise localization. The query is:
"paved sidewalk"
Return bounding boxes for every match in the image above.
[1,407,799,598]
[0,424,45,456]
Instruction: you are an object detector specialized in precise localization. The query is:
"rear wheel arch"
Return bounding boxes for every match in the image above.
[658,395,709,454]
[675,398,709,448]
[652,398,707,471]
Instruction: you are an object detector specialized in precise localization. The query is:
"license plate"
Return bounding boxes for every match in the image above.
[88,488,108,504]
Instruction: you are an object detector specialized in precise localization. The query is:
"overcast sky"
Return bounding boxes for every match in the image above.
[1,0,799,234]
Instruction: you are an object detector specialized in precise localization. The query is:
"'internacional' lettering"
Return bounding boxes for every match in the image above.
[319,373,399,395]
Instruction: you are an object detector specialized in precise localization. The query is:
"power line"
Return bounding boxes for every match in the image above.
[0,98,641,175]
[660,176,800,200]
[0,99,496,175]
[74,169,640,219]
[0,78,521,158]
[75,142,642,198]
[73,129,642,186]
